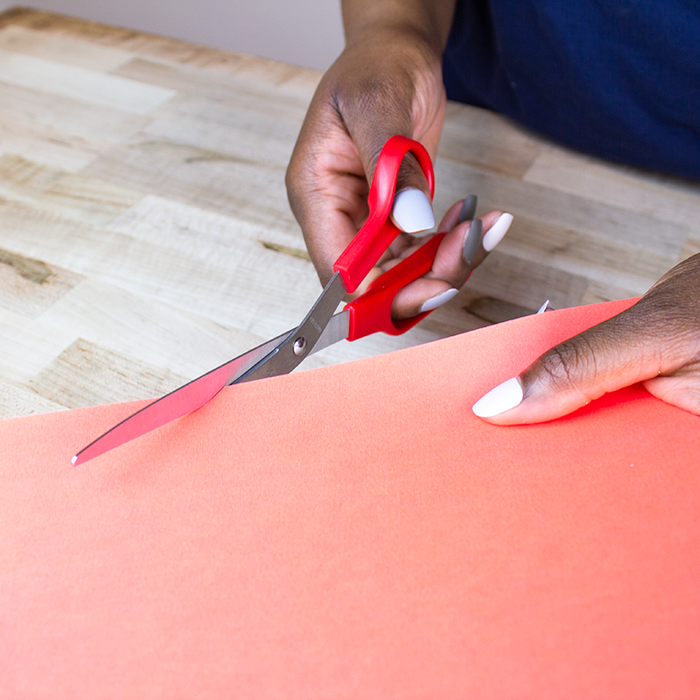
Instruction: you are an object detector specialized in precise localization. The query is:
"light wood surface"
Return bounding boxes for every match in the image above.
[0,7,698,418]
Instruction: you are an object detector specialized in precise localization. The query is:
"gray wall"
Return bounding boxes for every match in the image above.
[0,1,344,70]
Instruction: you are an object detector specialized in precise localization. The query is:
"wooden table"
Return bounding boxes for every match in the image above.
[1,7,699,419]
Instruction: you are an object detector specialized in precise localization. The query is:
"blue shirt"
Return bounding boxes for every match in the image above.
[443,0,700,179]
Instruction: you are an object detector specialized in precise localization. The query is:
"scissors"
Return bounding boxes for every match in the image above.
[72,136,474,465]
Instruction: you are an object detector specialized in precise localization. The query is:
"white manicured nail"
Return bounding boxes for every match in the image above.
[419,288,458,313]
[482,213,513,252]
[391,189,435,233]
[472,376,523,418]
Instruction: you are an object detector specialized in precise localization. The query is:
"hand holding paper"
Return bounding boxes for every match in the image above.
[474,253,700,422]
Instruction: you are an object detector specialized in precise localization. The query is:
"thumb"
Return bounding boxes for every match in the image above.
[338,83,439,235]
[350,124,436,235]
[471,299,700,424]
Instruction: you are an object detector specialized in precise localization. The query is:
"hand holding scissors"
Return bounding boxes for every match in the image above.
[73,136,499,465]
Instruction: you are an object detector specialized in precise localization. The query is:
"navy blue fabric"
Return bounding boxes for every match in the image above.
[442,0,700,179]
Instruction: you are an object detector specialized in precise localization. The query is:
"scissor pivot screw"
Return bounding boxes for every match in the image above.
[293,337,307,356]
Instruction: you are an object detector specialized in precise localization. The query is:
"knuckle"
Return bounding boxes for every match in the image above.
[651,374,700,415]
[681,384,700,414]
[337,71,414,137]
[534,337,599,402]
[537,345,576,389]
[640,253,700,323]
[284,161,301,198]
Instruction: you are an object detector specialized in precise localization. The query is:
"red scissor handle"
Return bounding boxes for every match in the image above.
[333,135,435,294]
[344,231,446,340]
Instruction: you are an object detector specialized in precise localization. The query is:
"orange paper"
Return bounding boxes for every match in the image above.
[1,299,699,699]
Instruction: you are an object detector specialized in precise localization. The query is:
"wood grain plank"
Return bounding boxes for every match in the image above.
[39,172,145,226]
[582,281,641,307]
[0,377,64,418]
[460,293,535,325]
[0,25,132,71]
[0,155,144,225]
[0,110,104,171]
[0,8,216,65]
[45,250,455,380]
[0,153,59,197]
[0,244,84,318]
[0,48,176,114]
[29,337,188,408]
[131,110,299,170]
[191,52,322,100]
[433,159,689,261]
[679,237,700,264]
[0,197,150,273]
[80,145,296,233]
[111,56,313,110]
[467,250,593,311]
[168,93,308,138]
[104,195,326,335]
[496,216,673,292]
[0,305,75,383]
[41,277,268,380]
[0,8,325,97]
[439,102,542,178]
[524,145,700,231]
[0,197,313,338]
[0,80,149,144]
[0,7,321,89]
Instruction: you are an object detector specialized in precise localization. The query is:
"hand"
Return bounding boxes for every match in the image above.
[286,1,510,318]
[472,254,700,422]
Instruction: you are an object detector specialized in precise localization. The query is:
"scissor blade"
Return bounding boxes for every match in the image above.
[73,272,350,466]
[306,309,350,355]
[232,273,346,384]
[228,310,350,387]
[71,308,353,466]
[71,331,291,466]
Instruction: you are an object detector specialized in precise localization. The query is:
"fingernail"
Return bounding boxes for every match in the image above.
[472,376,523,418]
[482,213,513,252]
[419,287,458,313]
[458,194,478,223]
[391,189,435,233]
[462,218,483,267]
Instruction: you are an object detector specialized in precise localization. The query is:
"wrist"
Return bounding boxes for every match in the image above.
[342,0,456,54]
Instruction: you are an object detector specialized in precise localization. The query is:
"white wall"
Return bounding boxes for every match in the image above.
[0,1,345,70]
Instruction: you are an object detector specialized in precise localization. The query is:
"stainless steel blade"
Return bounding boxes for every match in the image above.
[230,272,346,384]
[304,309,350,356]
[71,331,291,466]
[72,274,348,466]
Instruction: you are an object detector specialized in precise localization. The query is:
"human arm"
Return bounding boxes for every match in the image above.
[286,0,510,317]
